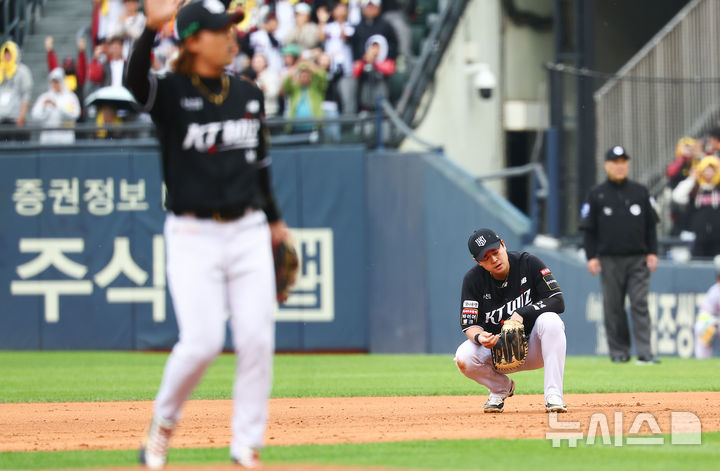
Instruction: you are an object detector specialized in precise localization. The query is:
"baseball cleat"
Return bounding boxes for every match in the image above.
[483,396,505,413]
[545,394,567,413]
[484,379,515,413]
[636,356,661,365]
[139,416,175,469]
[231,446,261,468]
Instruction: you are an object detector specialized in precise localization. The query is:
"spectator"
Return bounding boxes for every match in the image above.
[579,145,660,364]
[313,1,332,24]
[352,0,398,63]
[351,0,397,110]
[152,38,179,75]
[706,127,720,156]
[239,0,270,32]
[88,35,127,91]
[347,0,362,25]
[281,43,301,71]
[666,136,701,235]
[250,53,281,117]
[0,40,33,141]
[91,0,101,46]
[31,68,82,144]
[95,103,124,139]
[94,0,126,44]
[353,35,395,111]
[285,2,320,51]
[247,10,284,74]
[282,59,327,132]
[672,155,720,259]
[45,36,88,113]
[381,0,414,61]
[225,32,246,75]
[85,86,131,139]
[694,261,720,359]
[317,52,340,140]
[117,0,146,59]
[319,0,356,114]
[273,0,297,44]
[150,18,180,75]
[667,137,700,188]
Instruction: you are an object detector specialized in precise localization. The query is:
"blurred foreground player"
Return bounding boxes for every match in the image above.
[125,0,290,468]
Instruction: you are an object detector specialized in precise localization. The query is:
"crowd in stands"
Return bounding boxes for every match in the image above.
[7,2,720,262]
[666,128,720,259]
[1,0,420,143]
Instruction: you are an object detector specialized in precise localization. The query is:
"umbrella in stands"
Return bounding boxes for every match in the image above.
[84,86,138,111]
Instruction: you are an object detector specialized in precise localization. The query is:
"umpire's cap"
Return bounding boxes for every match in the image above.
[176,0,244,42]
[606,145,630,161]
[468,229,502,260]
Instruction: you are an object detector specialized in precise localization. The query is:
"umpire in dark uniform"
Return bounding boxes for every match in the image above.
[579,145,660,364]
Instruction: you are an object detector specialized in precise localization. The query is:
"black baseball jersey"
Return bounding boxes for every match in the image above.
[125,28,280,220]
[460,251,564,335]
[578,178,658,259]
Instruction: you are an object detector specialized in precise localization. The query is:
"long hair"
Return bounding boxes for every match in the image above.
[171,45,195,76]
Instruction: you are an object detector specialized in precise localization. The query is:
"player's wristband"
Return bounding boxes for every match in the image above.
[474,333,482,346]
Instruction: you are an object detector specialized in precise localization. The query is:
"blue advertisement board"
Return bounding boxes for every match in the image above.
[0,145,366,351]
[1,145,716,356]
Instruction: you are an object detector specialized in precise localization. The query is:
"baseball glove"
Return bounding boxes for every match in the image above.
[491,319,528,371]
[273,237,299,303]
[697,312,718,347]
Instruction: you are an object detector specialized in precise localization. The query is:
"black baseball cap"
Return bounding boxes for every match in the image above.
[606,145,630,161]
[468,228,502,260]
[176,0,244,42]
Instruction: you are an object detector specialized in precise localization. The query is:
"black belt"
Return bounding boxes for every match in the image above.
[175,206,251,222]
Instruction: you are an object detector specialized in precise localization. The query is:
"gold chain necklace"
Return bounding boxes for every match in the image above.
[497,269,509,288]
[191,74,230,105]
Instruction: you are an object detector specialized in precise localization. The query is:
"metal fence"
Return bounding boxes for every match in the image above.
[594,0,720,194]
[0,98,442,152]
[1,0,42,46]
[0,115,377,148]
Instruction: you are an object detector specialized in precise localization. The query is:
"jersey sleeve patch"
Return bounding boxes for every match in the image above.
[461,308,479,327]
[543,273,560,291]
[540,268,551,276]
[463,300,479,308]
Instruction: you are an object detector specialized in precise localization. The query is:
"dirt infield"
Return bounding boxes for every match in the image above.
[2,392,719,454]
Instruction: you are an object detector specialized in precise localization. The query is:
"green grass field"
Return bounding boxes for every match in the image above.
[1,352,719,470]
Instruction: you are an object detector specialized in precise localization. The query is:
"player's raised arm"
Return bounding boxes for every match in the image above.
[145,0,184,30]
[125,0,183,105]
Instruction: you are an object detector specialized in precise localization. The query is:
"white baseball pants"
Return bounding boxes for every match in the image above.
[454,312,566,402]
[153,210,276,455]
[694,320,715,359]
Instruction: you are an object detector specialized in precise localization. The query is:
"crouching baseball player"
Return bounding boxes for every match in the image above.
[695,265,720,359]
[454,229,567,413]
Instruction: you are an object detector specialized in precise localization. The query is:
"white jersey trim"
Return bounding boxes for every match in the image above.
[139,73,158,112]
[256,156,271,169]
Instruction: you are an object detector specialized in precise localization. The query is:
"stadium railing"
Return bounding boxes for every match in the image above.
[1,0,44,46]
[0,96,441,151]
